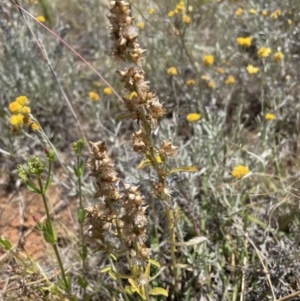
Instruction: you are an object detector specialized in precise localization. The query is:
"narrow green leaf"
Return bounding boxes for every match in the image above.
[169,166,198,174]
[0,237,12,250]
[100,266,111,273]
[77,208,85,224]
[108,271,117,280]
[26,181,41,194]
[57,276,66,290]
[125,285,136,295]
[109,253,117,261]
[43,219,57,244]
[128,278,138,288]
[137,155,162,169]
[73,165,83,178]
[145,262,151,277]
[66,276,71,289]
[148,259,160,268]
[246,214,267,229]
[149,287,168,297]
[78,275,88,288]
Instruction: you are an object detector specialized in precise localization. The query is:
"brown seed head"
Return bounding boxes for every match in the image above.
[159,140,178,157]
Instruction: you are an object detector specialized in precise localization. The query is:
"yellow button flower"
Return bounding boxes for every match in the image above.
[10,114,24,126]
[235,8,243,16]
[148,8,155,15]
[9,101,22,113]
[203,55,214,66]
[186,113,201,122]
[88,91,100,101]
[103,87,112,95]
[225,75,235,85]
[232,165,249,179]
[15,96,28,106]
[167,67,177,76]
[236,37,252,47]
[31,122,40,131]
[136,21,144,30]
[20,106,31,114]
[265,113,275,120]
[176,2,185,13]
[168,10,175,18]
[36,15,45,23]
[257,47,271,58]
[273,52,283,63]
[270,9,281,19]
[249,8,256,14]
[261,10,268,16]
[246,64,259,74]
[186,79,195,86]
[182,15,191,24]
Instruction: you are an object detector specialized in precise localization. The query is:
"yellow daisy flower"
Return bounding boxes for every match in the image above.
[232,165,249,179]
[20,106,31,114]
[236,37,252,47]
[265,113,275,120]
[149,8,155,15]
[273,52,283,63]
[182,15,191,24]
[261,10,268,16]
[246,64,259,74]
[31,122,40,131]
[257,47,271,58]
[10,114,24,126]
[186,79,195,86]
[168,10,175,18]
[136,21,144,29]
[9,101,22,113]
[167,67,177,76]
[225,75,235,85]
[203,55,214,66]
[270,9,281,19]
[103,87,112,95]
[36,15,45,23]
[88,91,100,101]
[15,96,28,106]
[186,113,201,122]
[235,8,243,16]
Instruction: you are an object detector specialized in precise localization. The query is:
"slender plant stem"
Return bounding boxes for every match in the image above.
[52,243,69,290]
[77,175,87,297]
[108,257,130,301]
[165,206,178,298]
[38,177,51,221]
[38,174,70,295]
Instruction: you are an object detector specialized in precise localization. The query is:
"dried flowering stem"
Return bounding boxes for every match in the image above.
[86,141,152,299]
[108,1,177,193]
[107,0,179,293]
